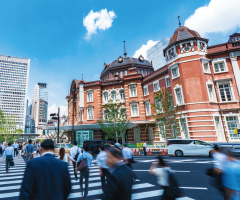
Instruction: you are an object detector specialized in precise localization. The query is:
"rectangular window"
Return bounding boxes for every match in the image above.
[125,71,127,76]
[207,84,216,102]
[166,77,171,87]
[103,92,108,102]
[213,61,227,73]
[87,107,93,120]
[145,101,151,116]
[120,71,123,77]
[180,118,189,139]
[143,85,149,96]
[171,66,179,79]
[153,81,160,92]
[87,91,93,102]
[175,87,184,105]
[111,91,117,101]
[129,85,137,97]
[218,82,233,102]
[202,62,211,74]
[155,99,162,113]
[103,110,109,120]
[120,90,125,100]
[226,116,240,140]
[131,103,139,117]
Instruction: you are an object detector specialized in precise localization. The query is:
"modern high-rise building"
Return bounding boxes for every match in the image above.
[0,55,30,132]
[32,83,48,134]
[147,38,169,69]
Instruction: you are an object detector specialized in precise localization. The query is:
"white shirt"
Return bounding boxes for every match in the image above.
[212,152,227,170]
[122,147,133,159]
[70,146,81,158]
[143,143,147,148]
[152,167,171,186]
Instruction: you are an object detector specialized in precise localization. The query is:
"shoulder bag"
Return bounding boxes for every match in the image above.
[77,154,88,171]
[164,170,182,199]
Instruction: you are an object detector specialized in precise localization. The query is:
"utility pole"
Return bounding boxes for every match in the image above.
[57,107,60,143]
[72,89,75,144]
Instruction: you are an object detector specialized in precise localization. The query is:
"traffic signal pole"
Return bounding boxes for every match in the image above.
[57,107,60,143]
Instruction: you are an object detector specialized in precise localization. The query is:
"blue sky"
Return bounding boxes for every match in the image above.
[0,0,239,116]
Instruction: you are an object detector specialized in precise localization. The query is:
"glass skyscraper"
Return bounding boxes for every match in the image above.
[0,55,30,131]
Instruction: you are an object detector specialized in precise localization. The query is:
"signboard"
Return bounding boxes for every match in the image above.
[137,143,143,148]
[234,129,240,134]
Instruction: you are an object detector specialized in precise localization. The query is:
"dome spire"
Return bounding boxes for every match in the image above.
[123,41,127,58]
[178,16,181,27]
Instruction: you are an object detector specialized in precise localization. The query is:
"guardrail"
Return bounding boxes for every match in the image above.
[131,148,168,156]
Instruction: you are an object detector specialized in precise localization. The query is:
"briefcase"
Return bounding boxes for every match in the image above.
[10,160,14,167]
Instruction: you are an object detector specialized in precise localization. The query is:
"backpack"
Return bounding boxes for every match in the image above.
[73,148,80,160]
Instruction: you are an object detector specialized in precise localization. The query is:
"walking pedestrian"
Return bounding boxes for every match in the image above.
[0,143,2,157]
[36,142,41,156]
[58,147,74,164]
[18,142,23,159]
[122,143,134,168]
[14,142,19,157]
[143,141,147,156]
[25,140,34,163]
[70,141,81,181]
[2,142,14,173]
[222,148,240,200]
[2,142,6,156]
[33,142,37,157]
[102,146,135,200]
[19,139,71,200]
[96,144,109,192]
[76,146,93,200]
[149,156,182,200]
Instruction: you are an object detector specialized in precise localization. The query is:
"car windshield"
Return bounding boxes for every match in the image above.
[54,144,60,148]
[61,144,67,148]
[66,144,72,148]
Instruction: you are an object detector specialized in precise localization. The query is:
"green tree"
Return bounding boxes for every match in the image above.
[98,100,129,143]
[152,88,182,139]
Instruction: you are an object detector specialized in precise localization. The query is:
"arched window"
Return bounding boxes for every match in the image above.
[103,92,108,102]
[120,90,125,100]
[111,91,116,101]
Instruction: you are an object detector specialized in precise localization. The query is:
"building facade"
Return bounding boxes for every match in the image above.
[32,83,48,134]
[0,55,30,132]
[66,26,240,145]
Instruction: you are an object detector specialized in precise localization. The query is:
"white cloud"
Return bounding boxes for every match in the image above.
[83,9,116,39]
[133,40,159,58]
[185,0,240,36]
[48,103,66,119]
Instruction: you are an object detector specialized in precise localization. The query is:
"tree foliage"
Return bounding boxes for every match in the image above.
[98,100,129,143]
[152,88,182,139]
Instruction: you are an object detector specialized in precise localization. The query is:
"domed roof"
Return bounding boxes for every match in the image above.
[168,26,201,46]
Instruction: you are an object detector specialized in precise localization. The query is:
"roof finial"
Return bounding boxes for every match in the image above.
[81,74,83,80]
[123,41,127,58]
[178,16,181,27]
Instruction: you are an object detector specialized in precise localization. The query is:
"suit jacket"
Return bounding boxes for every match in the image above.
[19,153,71,200]
[102,163,135,200]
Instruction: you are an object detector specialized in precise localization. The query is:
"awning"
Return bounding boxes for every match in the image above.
[43,122,138,131]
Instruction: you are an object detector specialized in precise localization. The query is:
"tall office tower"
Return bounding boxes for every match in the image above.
[32,83,48,134]
[0,55,30,132]
[147,38,169,69]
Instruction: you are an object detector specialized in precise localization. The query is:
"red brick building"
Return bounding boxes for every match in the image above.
[66,25,240,145]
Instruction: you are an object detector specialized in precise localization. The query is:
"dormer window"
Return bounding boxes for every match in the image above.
[233,37,240,42]
[138,55,144,62]
[183,45,191,52]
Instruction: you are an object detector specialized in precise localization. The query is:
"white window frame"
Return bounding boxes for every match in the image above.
[120,90,125,101]
[125,70,128,76]
[225,115,240,141]
[103,92,108,102]
[145,101,151,116]
[171,64,179,79]
[153,81,160,92]
[174,85,184,105]
[202,61,211,74]
[217,81,235,102]
[103,109,109,120]
[212,59,228,74]
[130,103,139,117]
[111,91,117,102]
[165,76,171,87]
[143,85,149,96]
[87,91,93,102]
[87,107,94,120]
[206,82,217,102]
[180,117,189,139]
[129,85,137,97]
[155,99,163,113]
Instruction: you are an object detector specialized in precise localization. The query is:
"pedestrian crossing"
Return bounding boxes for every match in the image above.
[0,157,196,200]
[136,158,215,164]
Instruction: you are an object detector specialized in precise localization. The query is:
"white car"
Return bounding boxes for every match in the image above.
[167,139,213,157]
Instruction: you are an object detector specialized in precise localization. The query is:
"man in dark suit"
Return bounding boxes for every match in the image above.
[19,139,71,200]
[102,147,135,200]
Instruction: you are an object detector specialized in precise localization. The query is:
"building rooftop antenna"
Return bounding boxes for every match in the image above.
[123,41,127,58]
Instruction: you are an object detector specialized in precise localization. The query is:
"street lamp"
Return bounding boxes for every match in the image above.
[71,89,76,144]
[50,107,60,143]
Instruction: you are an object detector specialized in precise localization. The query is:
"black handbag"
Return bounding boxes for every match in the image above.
[10,160,14,167]
[165,170,182,199]
[77,158,88,171]
[206,168,217,177]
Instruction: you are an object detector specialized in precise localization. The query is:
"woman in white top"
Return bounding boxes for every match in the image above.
[58,147,74,164]
[149,156,181,200]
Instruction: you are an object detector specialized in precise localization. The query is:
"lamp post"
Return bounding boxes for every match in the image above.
[71,89,75,144]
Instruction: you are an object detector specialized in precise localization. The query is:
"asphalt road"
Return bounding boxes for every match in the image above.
[132,155,223,200]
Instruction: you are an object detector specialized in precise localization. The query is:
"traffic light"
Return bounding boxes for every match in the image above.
[50,113,57,116]
[52,116,59,120]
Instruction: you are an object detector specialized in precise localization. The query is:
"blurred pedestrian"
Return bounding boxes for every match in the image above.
[2,142,14,173]
[70,141,81,181]
[36,142,41,156]
[58,147,74,164]
[14,142,19,157]
[122,143,134,168]
[143,141,147,156]
[96,144,109,192]
[76,146,93,200]
[150,156,182,200]
[0,143,2,156]
[18,142,23,159]
[222,148,240,200]
[25,140,34,163]
[102,146,135,200]
[2,142,6,156]
[19,139,71,200]
[33,142,37,157]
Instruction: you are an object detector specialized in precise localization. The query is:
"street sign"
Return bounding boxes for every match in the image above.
[234,129,240,134]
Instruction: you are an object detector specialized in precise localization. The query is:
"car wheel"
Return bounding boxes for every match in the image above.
[175,150,183,157]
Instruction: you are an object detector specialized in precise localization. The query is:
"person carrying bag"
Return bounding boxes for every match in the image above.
[149,156,182,200]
